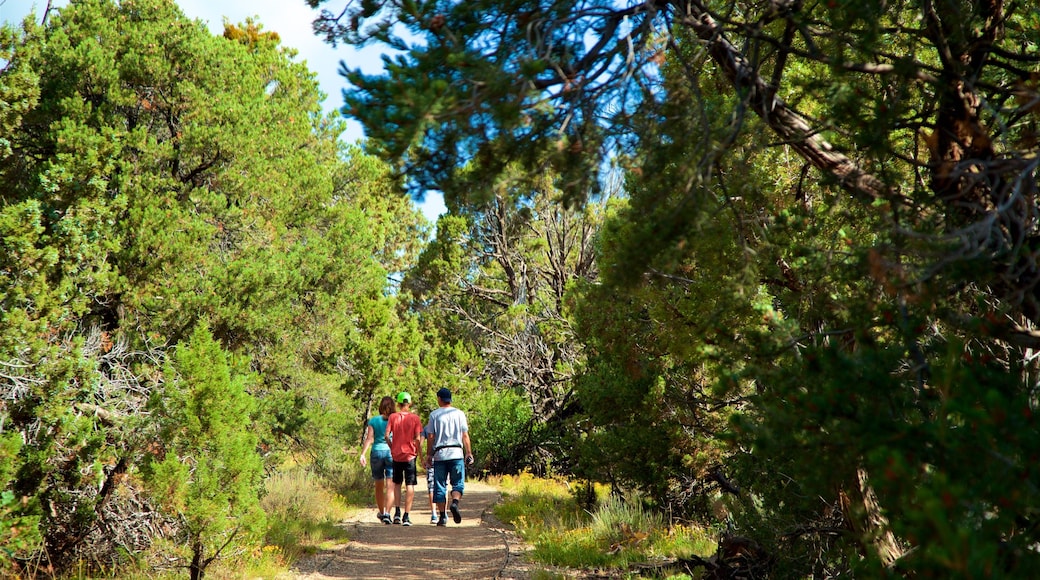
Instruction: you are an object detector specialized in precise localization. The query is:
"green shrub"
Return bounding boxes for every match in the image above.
[144,324,265,580]
[466,387,534,473]
[0,489,41,576]
[0,432,41,575]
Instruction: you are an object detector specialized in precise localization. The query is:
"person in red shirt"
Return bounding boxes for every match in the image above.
[384,391,423,525]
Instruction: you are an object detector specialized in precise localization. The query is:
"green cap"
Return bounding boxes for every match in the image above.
[396,391,411,404]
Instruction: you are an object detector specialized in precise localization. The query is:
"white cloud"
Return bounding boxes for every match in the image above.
[417,191,447,223]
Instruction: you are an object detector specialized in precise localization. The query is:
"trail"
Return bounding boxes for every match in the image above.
[290,480,531,579]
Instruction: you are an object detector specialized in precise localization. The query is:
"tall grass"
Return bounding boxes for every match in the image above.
[261,468,353,561]
[490,472,716,574]
[319,457,374,508]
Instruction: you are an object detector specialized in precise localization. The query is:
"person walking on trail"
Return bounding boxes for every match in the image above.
[423,387,474,527]
[421,421,439,524]
[359,396,395,524]
[385,391,423,526]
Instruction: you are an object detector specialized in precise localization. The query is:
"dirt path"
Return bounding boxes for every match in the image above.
[290,480,531,579]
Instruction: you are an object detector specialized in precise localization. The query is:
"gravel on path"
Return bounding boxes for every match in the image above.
[290,480,531,580]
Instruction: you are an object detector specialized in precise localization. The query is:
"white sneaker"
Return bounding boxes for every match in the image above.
[430,513,439,524]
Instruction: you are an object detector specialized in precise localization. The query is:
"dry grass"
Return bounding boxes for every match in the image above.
[261,468,354,561]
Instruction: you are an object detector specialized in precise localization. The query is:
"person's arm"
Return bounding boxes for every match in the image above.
[413,431,423,463]
[359,424,374,467]
[462,431,473,464]
[424,431,435,468]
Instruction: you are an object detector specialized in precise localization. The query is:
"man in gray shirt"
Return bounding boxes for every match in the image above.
[423,388,474,526]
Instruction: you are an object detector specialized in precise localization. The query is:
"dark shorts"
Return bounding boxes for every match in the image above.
[392,458,418,485]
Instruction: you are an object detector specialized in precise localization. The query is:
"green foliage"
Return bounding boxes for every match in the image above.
[312,0,1040,574]
[570,140,760,515]
[334,143,431,275]
[0,434,41,573]
[145,323,265,579]
[729,302,1040,576]
[401,214,469,302]
[0,13,41,177]
[465,387,534,474]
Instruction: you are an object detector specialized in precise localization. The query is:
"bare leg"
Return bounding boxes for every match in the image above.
[385,482,396,515]
[375,479,386,514]
[404,485,415,513]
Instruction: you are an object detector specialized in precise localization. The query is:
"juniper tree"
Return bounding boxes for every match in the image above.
[145,323,264,580]
[0,0,423,570]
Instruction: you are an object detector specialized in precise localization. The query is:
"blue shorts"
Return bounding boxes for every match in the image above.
[369,449,393,481]
[432,459,465,503]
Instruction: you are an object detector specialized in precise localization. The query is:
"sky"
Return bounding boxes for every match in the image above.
[0,0,447,221]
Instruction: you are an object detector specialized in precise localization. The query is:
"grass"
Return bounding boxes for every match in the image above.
[489,472,716,576]
[261,467,354,561]
[320,457,376,509]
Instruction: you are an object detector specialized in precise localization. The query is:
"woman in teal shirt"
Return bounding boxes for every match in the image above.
[360,396,395,523]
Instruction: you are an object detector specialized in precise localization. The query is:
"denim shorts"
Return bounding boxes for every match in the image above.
[432,458,465,503]
[369,449,393,481]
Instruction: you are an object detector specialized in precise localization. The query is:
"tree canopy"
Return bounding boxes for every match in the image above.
[312,0,1040,575]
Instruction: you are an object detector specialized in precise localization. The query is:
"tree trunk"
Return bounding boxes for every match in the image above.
[190,538,205,580]
[678,0,891,201]
[840,467,905,567]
